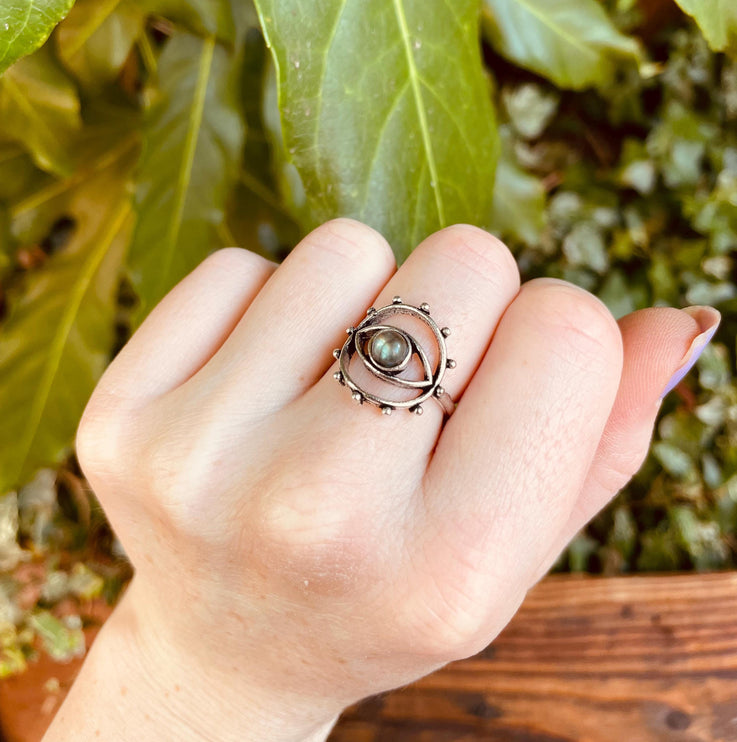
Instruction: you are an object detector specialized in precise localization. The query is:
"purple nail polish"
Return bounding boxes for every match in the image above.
[660,307,721,399]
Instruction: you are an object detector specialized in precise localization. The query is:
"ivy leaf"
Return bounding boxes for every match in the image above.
[0,0,75,75]
[490,127,545,246]
[0,159,134,494]
[56,0,146,91]
[254,0,499,261]
[674,0,737,54]
[0,46,81,176]
[482,0,640,90]
[138,0,235,42]
[127,31,245,321]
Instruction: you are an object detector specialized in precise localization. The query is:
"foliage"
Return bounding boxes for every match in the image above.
[481,0,641,90]
[0,0,736,670]
[255,0,499,259]
[0,0,75,75]
[673,0,737,53]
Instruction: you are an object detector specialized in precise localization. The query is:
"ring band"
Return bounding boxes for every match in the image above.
[333,297,456,417]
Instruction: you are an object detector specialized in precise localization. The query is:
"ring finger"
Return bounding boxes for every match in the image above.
[301,224,521,454]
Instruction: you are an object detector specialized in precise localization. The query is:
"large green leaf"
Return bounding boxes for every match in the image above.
[482,0,640,90]
[254,0,499,261]
[0,46,81,176]
[127,31,245,320]
[0,162,134,494]
[674,0,737,54]
[56,0,146,90]
[0,0,75,75]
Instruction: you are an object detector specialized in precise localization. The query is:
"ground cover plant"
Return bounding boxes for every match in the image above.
[0,0,735,674]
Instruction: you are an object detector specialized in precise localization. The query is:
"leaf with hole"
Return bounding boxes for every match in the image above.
[137,0,235,42]
[0,156,134,495]
[56,0,146,91]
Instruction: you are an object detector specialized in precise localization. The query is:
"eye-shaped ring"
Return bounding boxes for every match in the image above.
[333,297,456,416]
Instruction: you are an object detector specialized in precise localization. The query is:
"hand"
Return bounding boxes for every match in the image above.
[45,220,719,742]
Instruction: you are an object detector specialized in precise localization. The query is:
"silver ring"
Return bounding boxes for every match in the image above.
[333,296,456,417]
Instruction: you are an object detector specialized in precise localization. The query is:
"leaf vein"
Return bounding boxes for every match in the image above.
[157,34,216,301]
[15,200,131,484]
[313,0,350,195]
[0,0,34,65]
[391,0,445,226]
[511,0,599,63]
[361,79,411,217]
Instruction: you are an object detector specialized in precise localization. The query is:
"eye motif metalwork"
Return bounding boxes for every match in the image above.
[333,296,455,416]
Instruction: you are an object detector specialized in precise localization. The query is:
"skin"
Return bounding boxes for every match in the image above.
[42,220,719,742]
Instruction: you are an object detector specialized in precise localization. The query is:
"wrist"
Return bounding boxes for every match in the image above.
[44,578,341,742]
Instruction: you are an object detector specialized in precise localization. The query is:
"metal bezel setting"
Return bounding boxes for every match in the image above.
[333,297,455,416]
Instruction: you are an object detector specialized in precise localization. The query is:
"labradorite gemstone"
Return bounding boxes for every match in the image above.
[369,329,410,369]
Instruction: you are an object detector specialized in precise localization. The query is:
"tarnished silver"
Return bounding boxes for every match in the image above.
[333,297,455,417]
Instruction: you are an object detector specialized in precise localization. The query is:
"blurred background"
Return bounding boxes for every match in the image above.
[0,0,735,687]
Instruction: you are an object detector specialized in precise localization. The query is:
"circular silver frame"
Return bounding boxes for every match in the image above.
[333,297,455,416]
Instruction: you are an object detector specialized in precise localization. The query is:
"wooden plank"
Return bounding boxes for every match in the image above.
[2,574,737,742]
[328,574,737,742]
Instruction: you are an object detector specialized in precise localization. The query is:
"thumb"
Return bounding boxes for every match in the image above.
[536,305,720,577]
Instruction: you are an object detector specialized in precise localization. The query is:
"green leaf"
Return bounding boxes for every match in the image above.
[0,46,81,176]
[0,162,134,494]
[502,83,559,140]
[0,0,75,75]
[0,144,47,202]
[0,203,10,274]
[27,610,85,662]
[56,0,146,90]
[254,0,499,261]
[226,27,301,258]
[674,0,737,54]
[481,0,640,90]
[127,31,245,320]
[137,0,235,42]
[490,127,545,246]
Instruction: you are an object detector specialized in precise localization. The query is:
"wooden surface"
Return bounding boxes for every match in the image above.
[2,573,737,742]
[329,574,737,742]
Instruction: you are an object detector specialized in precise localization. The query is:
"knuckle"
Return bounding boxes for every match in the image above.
[524,279,622,368]
[305,218,396,273]
[247,462,378,597]
[433,224,520,293]
[402,570,491,660]
[75,391,129,478]
[397,522,497,660]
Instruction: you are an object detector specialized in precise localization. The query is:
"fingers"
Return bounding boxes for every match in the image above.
[418,278,623,602]
[202,219,396,414]
[303,224,520,440]
[92,248,276,404]
[534,305,721,577]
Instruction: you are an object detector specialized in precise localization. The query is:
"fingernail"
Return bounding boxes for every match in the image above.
[660,306,721,399]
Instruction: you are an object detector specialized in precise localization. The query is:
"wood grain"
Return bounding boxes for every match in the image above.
[329,573,737,742]
[2,573,736,742]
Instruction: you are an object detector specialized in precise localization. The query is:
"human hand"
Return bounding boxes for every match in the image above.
[45,220,719,742]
